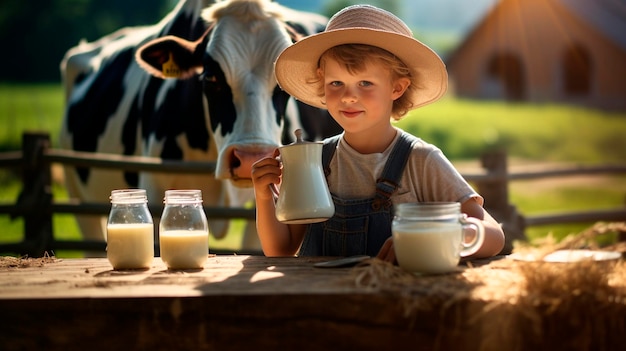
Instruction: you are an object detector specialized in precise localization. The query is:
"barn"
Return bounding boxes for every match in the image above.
[445,0,626,111]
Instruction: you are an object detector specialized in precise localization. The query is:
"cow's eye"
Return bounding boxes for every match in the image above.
[203,75,221,92]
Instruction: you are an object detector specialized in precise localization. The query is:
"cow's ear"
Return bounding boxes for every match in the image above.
[135,35,205,79]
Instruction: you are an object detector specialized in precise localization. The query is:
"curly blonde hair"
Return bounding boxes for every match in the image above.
[308,44,418,120]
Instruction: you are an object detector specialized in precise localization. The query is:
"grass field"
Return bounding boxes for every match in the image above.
[1,83,626,256]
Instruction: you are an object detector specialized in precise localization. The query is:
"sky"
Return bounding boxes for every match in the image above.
[276,0,498,35]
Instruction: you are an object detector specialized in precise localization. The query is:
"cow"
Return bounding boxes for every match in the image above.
[59,0,341,254]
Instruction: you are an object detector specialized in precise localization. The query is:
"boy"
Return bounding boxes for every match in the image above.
[251,4,505,262]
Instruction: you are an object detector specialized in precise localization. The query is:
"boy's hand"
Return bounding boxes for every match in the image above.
[376,237,397,264]
[251,151,282,201]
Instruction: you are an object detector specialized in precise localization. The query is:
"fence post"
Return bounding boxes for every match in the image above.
[478,150,525,255]
[621,196,626,242]
[17,132,54,257]
[479,151,508,214]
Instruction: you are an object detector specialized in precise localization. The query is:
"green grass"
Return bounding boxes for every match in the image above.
[396,97,626,163]
[2,83,626,256]
[0,83,65,151]
[509,175,626,242]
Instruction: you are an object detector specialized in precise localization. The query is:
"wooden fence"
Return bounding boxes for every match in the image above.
[1,132,625,257]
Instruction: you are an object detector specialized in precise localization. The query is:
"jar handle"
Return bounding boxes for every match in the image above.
[459,215,485,258]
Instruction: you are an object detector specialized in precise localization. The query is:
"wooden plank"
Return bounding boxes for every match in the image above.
[0,294,445,351]
[45,148,216,174]
[0,256,448,350]
[0,256,355,298]
[507,163,626,180]
[525,208,626,226]
[1,256,625,350]
[0,150,22,167]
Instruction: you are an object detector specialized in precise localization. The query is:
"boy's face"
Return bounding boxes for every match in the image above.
[320,57,409,135]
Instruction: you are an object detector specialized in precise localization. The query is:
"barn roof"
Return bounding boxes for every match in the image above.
[558,0,626,51]
[445,0,626,63]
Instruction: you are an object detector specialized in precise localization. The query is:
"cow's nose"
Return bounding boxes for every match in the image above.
[231,148,275,179]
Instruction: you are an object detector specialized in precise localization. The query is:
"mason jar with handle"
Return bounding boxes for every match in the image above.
[159,189,209,270]
[392,202,485,274]
[106,189,154,270]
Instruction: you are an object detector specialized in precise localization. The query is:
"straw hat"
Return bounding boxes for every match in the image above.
[275,4,448,111]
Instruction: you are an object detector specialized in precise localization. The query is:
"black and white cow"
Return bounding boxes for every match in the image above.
[60,0,340,252]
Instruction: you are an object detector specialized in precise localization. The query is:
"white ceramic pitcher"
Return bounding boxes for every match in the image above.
[273,130,335,224]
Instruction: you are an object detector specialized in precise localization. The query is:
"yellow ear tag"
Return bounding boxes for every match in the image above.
[162,52,181,78]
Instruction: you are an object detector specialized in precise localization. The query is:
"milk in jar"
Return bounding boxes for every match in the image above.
[392,202,484,274]
[106,189,154,269]
[392,221,462,274]
[159,190,209,269]
[160,230,209,269]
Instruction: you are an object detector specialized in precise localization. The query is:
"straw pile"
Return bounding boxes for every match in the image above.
[0,253,56,268]
[350,222,626,351]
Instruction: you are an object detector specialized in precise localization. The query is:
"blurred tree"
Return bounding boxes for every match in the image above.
[321,0,400,19]
[322,0,353,17]
[0,0,173,83]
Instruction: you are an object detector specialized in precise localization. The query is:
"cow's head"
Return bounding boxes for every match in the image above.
[135,0,324,187]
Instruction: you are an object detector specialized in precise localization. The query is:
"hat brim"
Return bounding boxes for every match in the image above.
[275,28,448,110]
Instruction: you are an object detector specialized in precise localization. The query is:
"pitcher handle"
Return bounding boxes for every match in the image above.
[269,183,280,201]
[459,214,485,258]
[268,151,282,201]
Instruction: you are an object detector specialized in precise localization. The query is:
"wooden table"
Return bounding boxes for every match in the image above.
[1,255,624,351]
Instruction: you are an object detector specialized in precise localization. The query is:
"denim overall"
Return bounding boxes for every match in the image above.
[299,132,416,257]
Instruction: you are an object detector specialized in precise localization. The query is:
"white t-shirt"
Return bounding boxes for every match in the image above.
[326,128,483,206]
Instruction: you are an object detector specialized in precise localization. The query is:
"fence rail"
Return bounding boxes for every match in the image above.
[1,132,625,257]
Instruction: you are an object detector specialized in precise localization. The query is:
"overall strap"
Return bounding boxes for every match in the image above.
[373,131,416,209]
[322,135,341,177]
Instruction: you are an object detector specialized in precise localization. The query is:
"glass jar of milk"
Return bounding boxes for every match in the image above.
[159,189,209,270]
[392,202,484,274]
[106,189,154,270]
